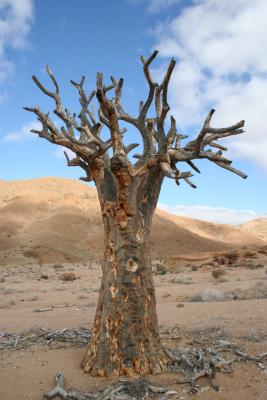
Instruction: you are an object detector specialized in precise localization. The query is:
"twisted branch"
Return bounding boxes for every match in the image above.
[25,53,247,188]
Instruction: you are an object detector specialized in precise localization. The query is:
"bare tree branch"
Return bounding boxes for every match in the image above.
[186,160,201,174]
[96,72,125,155]
[139,50,158,121]
[192,109,245,156]
[167,115,177,145]
[184,177,197,189]
[26,55,247,192]
[154,58,176,158]
[158,58,176,127]
[125,143,139,154]
[28,66,113,163]
[212,160,247,179]
[63,151,92,182]
[70,76,95,128]
[168,109,247,179]
[110,76,138,126]
[160,162,193,180]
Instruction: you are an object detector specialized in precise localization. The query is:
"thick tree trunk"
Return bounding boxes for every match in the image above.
[82,165,166,377]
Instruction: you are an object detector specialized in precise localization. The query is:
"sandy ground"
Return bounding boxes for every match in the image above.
[1,259,267,400]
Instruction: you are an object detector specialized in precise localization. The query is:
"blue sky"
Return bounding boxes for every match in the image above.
[0,0,266,224]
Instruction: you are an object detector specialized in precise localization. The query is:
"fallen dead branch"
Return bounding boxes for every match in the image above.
[1,326,266,397]
[0,327,90,351]
[165,329,267,393]
[42,339,266,398]
[43,373,177,400]
[33,304,69,312]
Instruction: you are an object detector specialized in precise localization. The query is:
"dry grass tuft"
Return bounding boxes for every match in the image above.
[2,287,16,295]
[212,268,226,279]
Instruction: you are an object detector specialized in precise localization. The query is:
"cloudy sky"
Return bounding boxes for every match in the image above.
[0,0,266,224]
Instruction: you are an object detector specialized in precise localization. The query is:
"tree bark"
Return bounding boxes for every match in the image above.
[26,51,247,379]
[82,163,166,377]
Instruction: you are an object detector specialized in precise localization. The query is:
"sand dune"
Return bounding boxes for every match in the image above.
[0,177,264,265]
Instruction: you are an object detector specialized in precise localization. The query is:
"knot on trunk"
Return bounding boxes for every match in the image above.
[126,257,139,272]
[110,154,129,172]
[110,155,132,188]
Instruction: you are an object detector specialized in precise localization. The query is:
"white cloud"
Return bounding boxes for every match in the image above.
[3,120,41,142]
[158,203,266,225]
[0,0,34,96]
[152,0,267,170]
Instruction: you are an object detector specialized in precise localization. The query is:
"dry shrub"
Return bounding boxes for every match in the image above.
[27,295,39,301]
[0,299,15,309]
[175,276,192,285]
[190,282,267,302]
[228,283,267,300]
[216,276,229,283]
[55,286,66,291]
[212,268,226,279]
[59,272,76,281]
[245,263,264,270]
[155,263,167,275]
[189,288,225,302]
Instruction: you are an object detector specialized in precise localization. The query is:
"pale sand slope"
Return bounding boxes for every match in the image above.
[0,177,265,265]
[239,218,267,242]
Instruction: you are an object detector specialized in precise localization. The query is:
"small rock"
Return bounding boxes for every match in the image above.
[59,272,76,281]
[33,307,53,312]
[162,293,171,298]
[177,303,185,308]
[41,274,48,280]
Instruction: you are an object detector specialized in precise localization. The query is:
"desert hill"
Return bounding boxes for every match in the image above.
[239,218,267,242]
[0,177,265,265]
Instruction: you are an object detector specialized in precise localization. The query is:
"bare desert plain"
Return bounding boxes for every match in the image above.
[0,177,267,399]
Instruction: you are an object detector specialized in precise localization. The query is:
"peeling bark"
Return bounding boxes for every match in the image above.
[83,164,166,377]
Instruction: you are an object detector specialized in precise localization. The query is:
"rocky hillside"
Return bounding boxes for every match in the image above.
[0,177,264,265]
[239,218,267,242]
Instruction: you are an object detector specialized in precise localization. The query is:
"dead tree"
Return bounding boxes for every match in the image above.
[25,51,246,377]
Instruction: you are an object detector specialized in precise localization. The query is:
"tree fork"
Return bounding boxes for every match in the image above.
[82,160,166,377]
